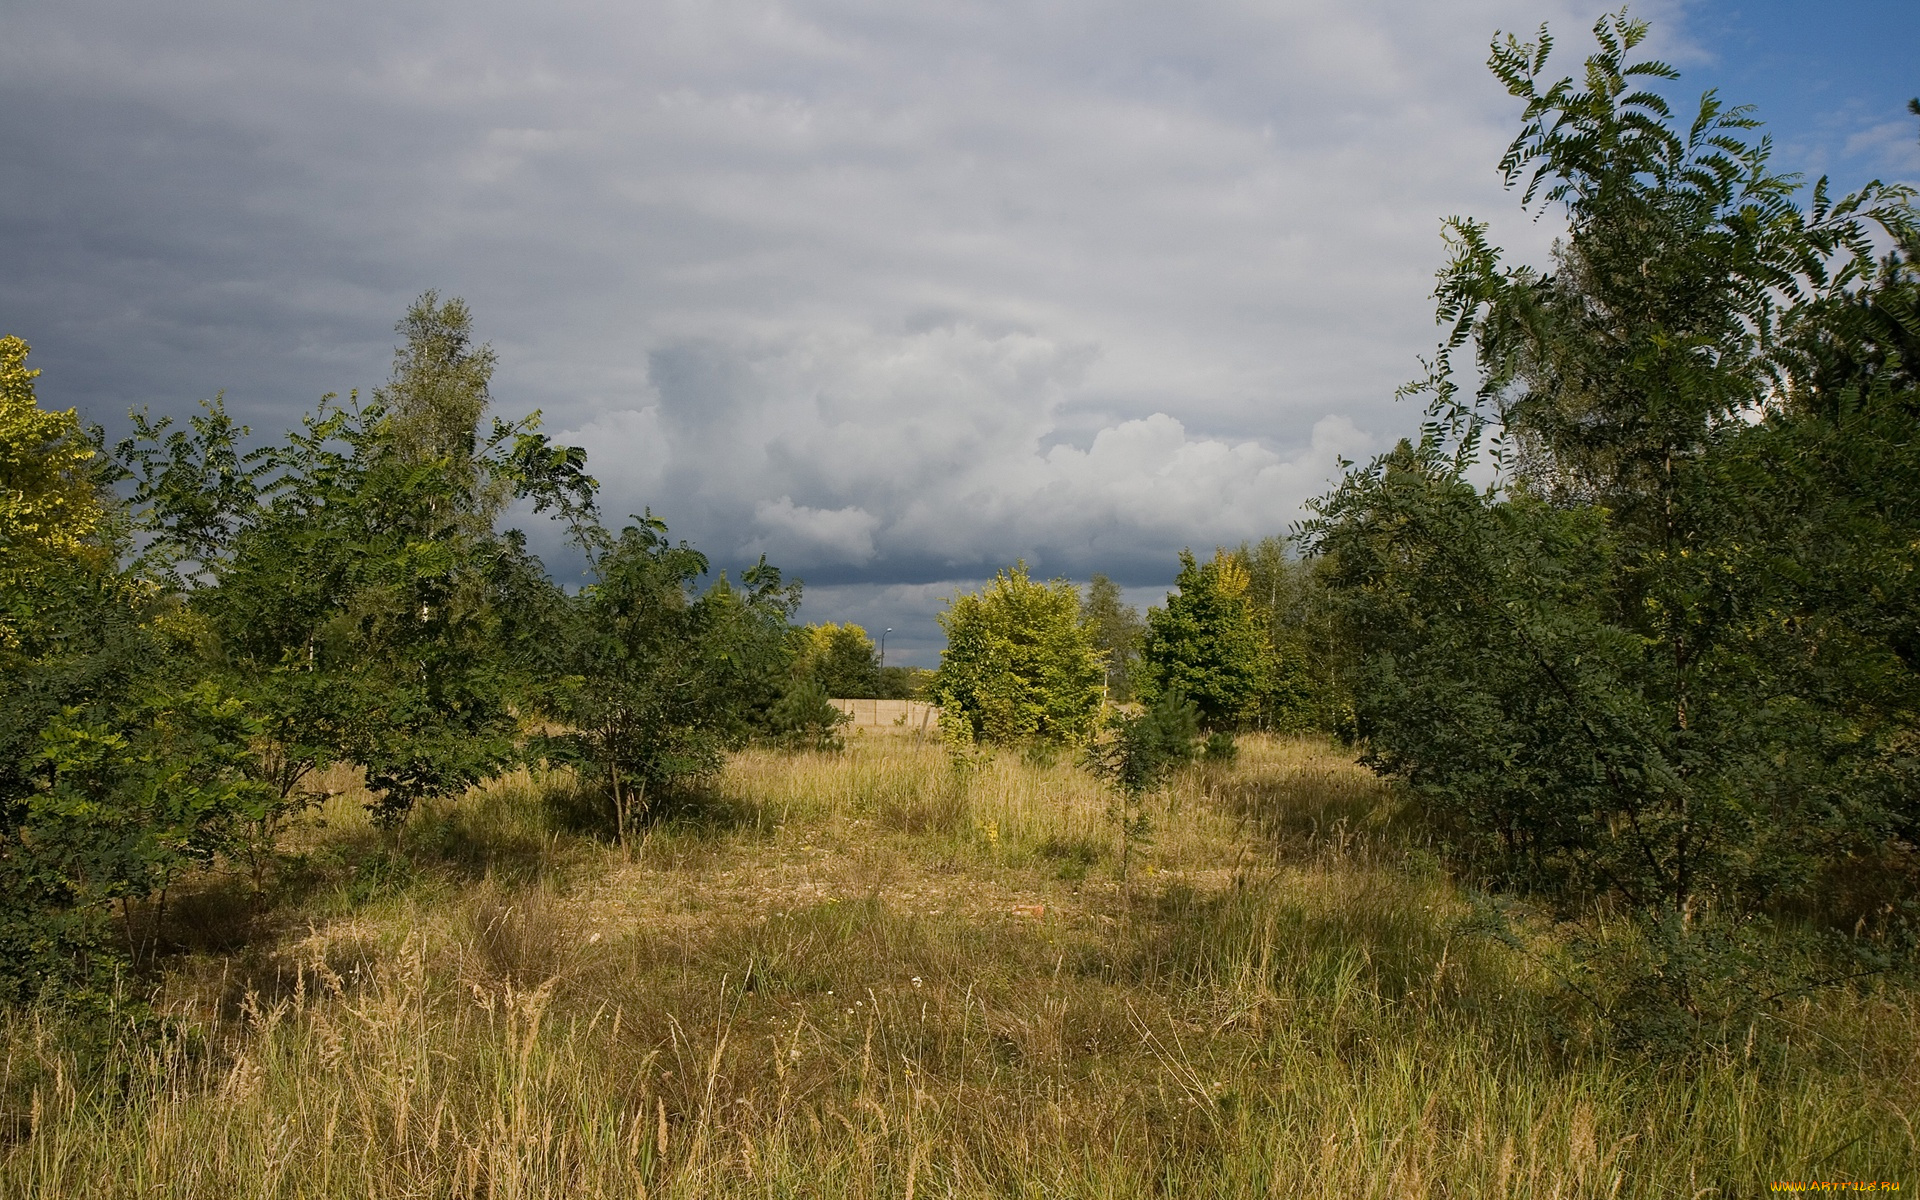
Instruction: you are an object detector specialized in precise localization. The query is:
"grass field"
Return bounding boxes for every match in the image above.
[2,733,1913,1197]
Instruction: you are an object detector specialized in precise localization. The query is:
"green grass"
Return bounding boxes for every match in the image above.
[1,735,1913,1197]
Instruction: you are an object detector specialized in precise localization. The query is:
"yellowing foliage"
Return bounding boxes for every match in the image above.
[1209,547,1251,599]
[0,335,110,651]
[0,335,103,566]
[790,621,860,663]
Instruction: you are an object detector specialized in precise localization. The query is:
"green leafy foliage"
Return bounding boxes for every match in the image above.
[1086,690,1199,799]
[0,336,112,653]
[1079,574,1144,702]
[875,665,930,700]
[540,517,799,843]
[24,683,269,969]
[931,563,1104,746]
[784,623,924,701]
[117,295,566,826]
[1084,690,1200,882]
[766,678,850,752]
[2,293,819,1002]
[789,622,882,698]
[1136,550,1271,731]
[1,342,266,1000]
[1302,12,1919,1033]
[1230,538,1350,733]
[0,296,733,997]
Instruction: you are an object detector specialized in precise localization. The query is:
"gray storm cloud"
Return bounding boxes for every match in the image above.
[563,324,1379,580]
[3,0,1715,658]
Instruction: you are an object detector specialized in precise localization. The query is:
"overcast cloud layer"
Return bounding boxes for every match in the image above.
[4,0,1914,663]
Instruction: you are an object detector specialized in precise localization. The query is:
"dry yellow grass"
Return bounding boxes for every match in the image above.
[1,736,1914,1197]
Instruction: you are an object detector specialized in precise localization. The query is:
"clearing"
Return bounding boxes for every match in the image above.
[3,734,1912,1197]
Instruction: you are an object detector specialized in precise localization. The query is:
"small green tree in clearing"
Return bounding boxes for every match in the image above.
[1085,690,1200,885]
[542,515,798,848]
[1136,549,1272,731]
[789,622,882,698]
[1079,574,1145,702]
[767,678,850,752]
[931,562,1104,746]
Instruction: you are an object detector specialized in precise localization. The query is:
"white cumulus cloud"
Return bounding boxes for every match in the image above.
[750,497,882,565]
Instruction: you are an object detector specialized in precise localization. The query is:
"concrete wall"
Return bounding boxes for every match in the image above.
[829,698,941,733]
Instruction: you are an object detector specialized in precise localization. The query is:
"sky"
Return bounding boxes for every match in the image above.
[3,0,1914,665]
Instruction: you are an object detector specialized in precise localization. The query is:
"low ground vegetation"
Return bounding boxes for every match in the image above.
[1,734,1912,1197]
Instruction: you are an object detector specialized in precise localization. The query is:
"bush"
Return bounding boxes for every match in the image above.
[1135,550,1271,731]
[767,678,849,751]
[932,562,1104,746]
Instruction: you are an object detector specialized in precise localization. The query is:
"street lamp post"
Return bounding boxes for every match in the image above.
[880,627,892,673]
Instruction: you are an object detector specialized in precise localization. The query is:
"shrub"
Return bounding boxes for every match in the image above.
[932,562,1104,746]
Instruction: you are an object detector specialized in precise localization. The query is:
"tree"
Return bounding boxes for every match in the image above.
[766,678,850,752]
[875,665,929,700]
[1079,574,1144,701]
[27,681,269,969]
[542,517,799,845]
[1301,13,1916,1025]
[1748,105,1920,872]
[790,622,882,698]
[0,336,112,656]
[1231,538,1349,732]
[1085,689,1200,884]
[6,296,799,999]
[2,339,266,998]
[1135,550,1271,731]
[117,294,586,826]
[380,292,496,482]
[931,563,1104,745]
